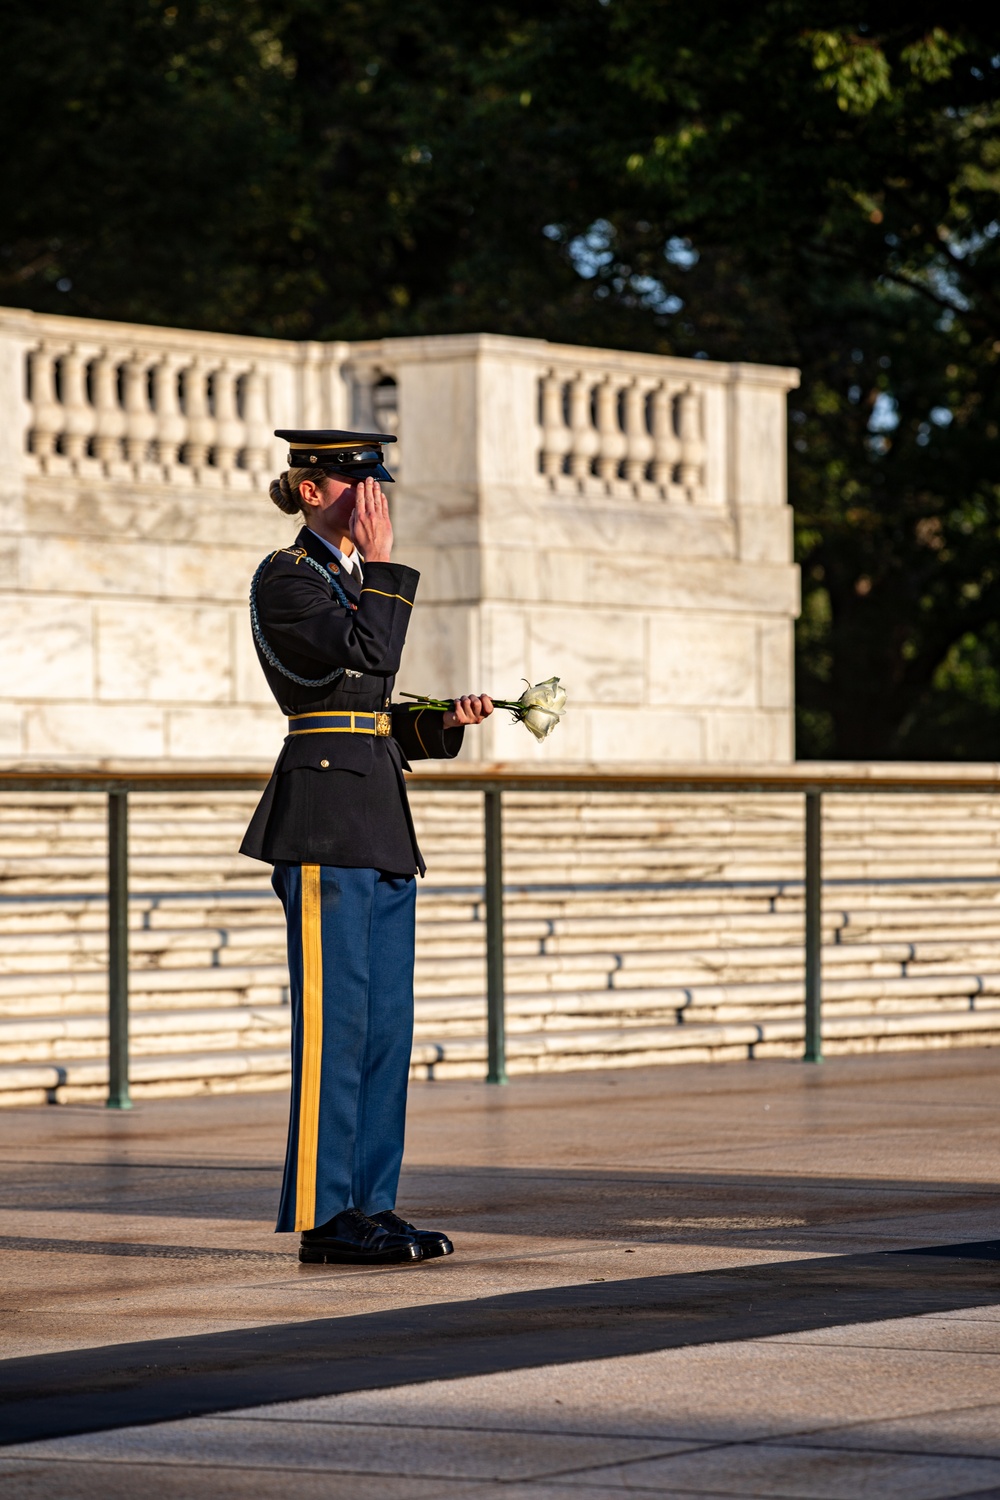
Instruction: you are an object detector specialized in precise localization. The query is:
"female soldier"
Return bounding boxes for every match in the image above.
[241,429,492,1265]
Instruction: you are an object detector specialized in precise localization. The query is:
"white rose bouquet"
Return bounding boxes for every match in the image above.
[401,677,567,742]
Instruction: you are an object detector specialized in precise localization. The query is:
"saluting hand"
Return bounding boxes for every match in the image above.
[443,694,494,729]
[351,476,393,562]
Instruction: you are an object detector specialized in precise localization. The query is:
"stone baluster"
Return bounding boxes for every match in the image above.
[298,343,325,428]
[372,377,398,432]
[60,345,93,466]
[241,364,269,479]
[350,365,378,430]
[28,343,62,462]
[92,351,126,468]
[677,384,705,495]
[182,359,215,472]
[538,370,566,479]
[122,352,156,468]
[212,362,242,475]
[567,371,598,482]
[152,355,186,473]
[622,379,652,486]
[594,377,621,484]
[650,380,678,491]
[371,377,401,479]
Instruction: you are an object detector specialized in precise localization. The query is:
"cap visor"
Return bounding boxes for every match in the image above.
[327,463,394,483]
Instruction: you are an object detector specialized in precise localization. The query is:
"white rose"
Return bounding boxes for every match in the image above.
[517,677,567,741]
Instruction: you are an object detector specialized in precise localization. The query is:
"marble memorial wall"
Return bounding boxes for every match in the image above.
[0,307,799,766]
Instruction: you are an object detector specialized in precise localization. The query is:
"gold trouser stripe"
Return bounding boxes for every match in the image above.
[360,587,413,606]
[295,864,323,1231]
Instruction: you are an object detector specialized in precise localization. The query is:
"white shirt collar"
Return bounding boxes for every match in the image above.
[306,529,364,580]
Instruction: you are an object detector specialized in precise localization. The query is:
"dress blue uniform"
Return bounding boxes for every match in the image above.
[241,432,463,1249]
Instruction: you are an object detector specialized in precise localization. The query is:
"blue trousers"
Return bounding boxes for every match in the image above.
[271,863,416,1233]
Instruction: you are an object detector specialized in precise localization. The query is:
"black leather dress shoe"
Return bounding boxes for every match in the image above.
[299,1207,423,1265]
[370,1209,454,1259]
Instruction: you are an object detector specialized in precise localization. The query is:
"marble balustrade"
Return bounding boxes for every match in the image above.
[0,308,800,767]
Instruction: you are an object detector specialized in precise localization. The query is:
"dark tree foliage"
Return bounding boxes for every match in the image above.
[2,1,998,757]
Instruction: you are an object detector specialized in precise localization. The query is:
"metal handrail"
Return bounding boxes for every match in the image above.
[3,763,998,1105]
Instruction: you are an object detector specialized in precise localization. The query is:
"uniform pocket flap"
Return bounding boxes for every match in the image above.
[278,734,374,776]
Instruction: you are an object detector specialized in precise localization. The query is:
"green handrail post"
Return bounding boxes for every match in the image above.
[804,788,823,1063]
[484,788,508,1084]
[107,788,131,1109]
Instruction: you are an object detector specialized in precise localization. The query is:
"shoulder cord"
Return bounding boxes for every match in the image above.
[249,550,357,687]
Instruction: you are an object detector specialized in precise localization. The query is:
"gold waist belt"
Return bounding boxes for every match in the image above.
[287,711,392,736]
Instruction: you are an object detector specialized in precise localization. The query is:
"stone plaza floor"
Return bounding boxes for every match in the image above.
[0,1050,998,1498]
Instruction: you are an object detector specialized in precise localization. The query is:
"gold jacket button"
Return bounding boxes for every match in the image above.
[319,759,329,768]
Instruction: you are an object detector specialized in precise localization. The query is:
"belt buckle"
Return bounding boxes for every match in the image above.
[375,712,391,737]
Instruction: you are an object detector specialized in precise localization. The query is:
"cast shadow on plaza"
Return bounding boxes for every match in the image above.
[0,1226,997,1447]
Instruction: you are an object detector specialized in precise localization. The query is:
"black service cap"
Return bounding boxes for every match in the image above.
[274,428,396,482]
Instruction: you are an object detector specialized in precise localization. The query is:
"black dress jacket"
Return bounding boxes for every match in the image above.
[240,527,462,874]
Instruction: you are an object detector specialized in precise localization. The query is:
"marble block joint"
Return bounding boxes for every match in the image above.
[0,306,799,766]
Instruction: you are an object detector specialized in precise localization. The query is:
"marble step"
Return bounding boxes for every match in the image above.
[16,916,1000,971]
[3,961,1000,1055]
[5,897,1000,977]
[6,815,1000,849]
[3,974,999,1054]
[10,816,1000,849]
[7,935,1000,1016]
[6,856,1000,900]
[0,891,816,938]
[4,920,1000,969]
[0,887,997,944]
[4,796,1000,841]
[5,924,1000,996]
[3,1004,1000,1105]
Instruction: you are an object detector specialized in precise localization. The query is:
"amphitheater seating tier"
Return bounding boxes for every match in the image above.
[1,788,999,1104]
